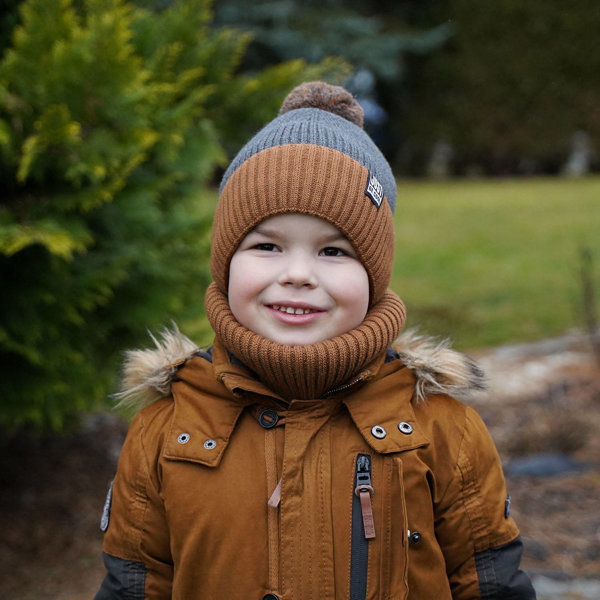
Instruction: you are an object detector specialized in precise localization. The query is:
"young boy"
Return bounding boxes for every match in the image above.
[95,82,536,599]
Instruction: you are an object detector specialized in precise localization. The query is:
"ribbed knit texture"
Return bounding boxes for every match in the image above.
[219,108,396,213]
[211,144,395,306]
[205,282,407,400]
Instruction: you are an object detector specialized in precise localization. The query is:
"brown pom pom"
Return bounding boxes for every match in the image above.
[279,81,364,129]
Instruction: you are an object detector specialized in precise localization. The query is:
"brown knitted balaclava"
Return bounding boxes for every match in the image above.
[206,82,406,399]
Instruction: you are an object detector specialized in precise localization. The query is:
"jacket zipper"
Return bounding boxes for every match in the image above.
[350,454,375,600]
[321,375,364,398]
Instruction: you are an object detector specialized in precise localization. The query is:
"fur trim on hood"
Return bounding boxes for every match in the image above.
[115,326,486,409]
[392,330,485,403]
[114,327,199,409]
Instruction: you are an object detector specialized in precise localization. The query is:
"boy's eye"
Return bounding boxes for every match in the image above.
[321,247,347,257]
[253,243,277,251]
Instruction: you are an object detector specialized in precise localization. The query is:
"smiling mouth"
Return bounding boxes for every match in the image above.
[269,304,320,315]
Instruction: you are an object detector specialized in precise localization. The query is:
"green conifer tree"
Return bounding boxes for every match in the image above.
[0,0,348,429]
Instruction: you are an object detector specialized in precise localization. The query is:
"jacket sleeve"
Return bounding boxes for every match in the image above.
[95,407,174,600]
[435,406,536,600]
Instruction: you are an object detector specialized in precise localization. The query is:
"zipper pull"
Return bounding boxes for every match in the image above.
[355,454,375,539]
[268,477,282,508]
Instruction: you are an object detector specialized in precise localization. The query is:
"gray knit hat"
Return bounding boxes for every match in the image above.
[220,86,397,212]
[211,81,397,306]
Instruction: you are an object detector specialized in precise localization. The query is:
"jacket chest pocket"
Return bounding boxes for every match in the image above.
[350,454,409,600]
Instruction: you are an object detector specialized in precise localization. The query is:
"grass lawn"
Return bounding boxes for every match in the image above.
[392,176,600,349]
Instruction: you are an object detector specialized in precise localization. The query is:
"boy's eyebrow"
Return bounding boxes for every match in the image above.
[251,224,280,236]
[252,224,349,244]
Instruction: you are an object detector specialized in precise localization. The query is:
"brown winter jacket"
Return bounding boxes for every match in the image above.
[95,330,536,600]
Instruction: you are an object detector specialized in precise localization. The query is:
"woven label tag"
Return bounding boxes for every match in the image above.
[365,171,383,209]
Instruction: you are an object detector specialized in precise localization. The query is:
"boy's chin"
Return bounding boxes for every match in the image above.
[261,327,356,346]
[257,327,332,346]
[264,334,327,346]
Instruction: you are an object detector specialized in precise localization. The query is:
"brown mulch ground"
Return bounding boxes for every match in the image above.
[0,333,598,599]
[473,369,600,579]
[0,414,127,600]
[470,333,600,581]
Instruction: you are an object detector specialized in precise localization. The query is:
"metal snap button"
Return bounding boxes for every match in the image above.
[263,594,280,600]
[177,433,190,444]
[409,530,422,545]
[203,439,217,450]
[371,425,387,439]
[258,409,279,429]
[398,421,414,435]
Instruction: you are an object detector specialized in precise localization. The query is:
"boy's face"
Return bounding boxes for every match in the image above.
[228,213,370,346]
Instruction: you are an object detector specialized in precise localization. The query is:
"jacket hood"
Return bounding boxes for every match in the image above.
[114,326,485,410]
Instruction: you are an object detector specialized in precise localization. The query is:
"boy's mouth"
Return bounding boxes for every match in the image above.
[269,304,320,315]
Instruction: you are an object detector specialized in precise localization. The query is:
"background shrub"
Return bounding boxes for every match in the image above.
[0,0,348,429]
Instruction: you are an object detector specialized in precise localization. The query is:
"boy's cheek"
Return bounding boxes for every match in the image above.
[228,259,258,296]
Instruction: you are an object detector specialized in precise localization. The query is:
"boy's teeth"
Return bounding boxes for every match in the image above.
[272,305,314,315]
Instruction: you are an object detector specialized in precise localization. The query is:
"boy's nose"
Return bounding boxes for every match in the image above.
[278,254,318,288]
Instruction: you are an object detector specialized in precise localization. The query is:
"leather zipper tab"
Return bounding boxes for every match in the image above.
[358,489,375,539]
[268,478,282,508]
[354,454,375,539]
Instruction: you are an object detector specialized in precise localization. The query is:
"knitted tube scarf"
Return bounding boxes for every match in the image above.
[205,282,407,400]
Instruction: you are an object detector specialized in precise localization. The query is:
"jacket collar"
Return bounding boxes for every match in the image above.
[115,326,485,464]
[114,325,485,410]
[211,338,287,403]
